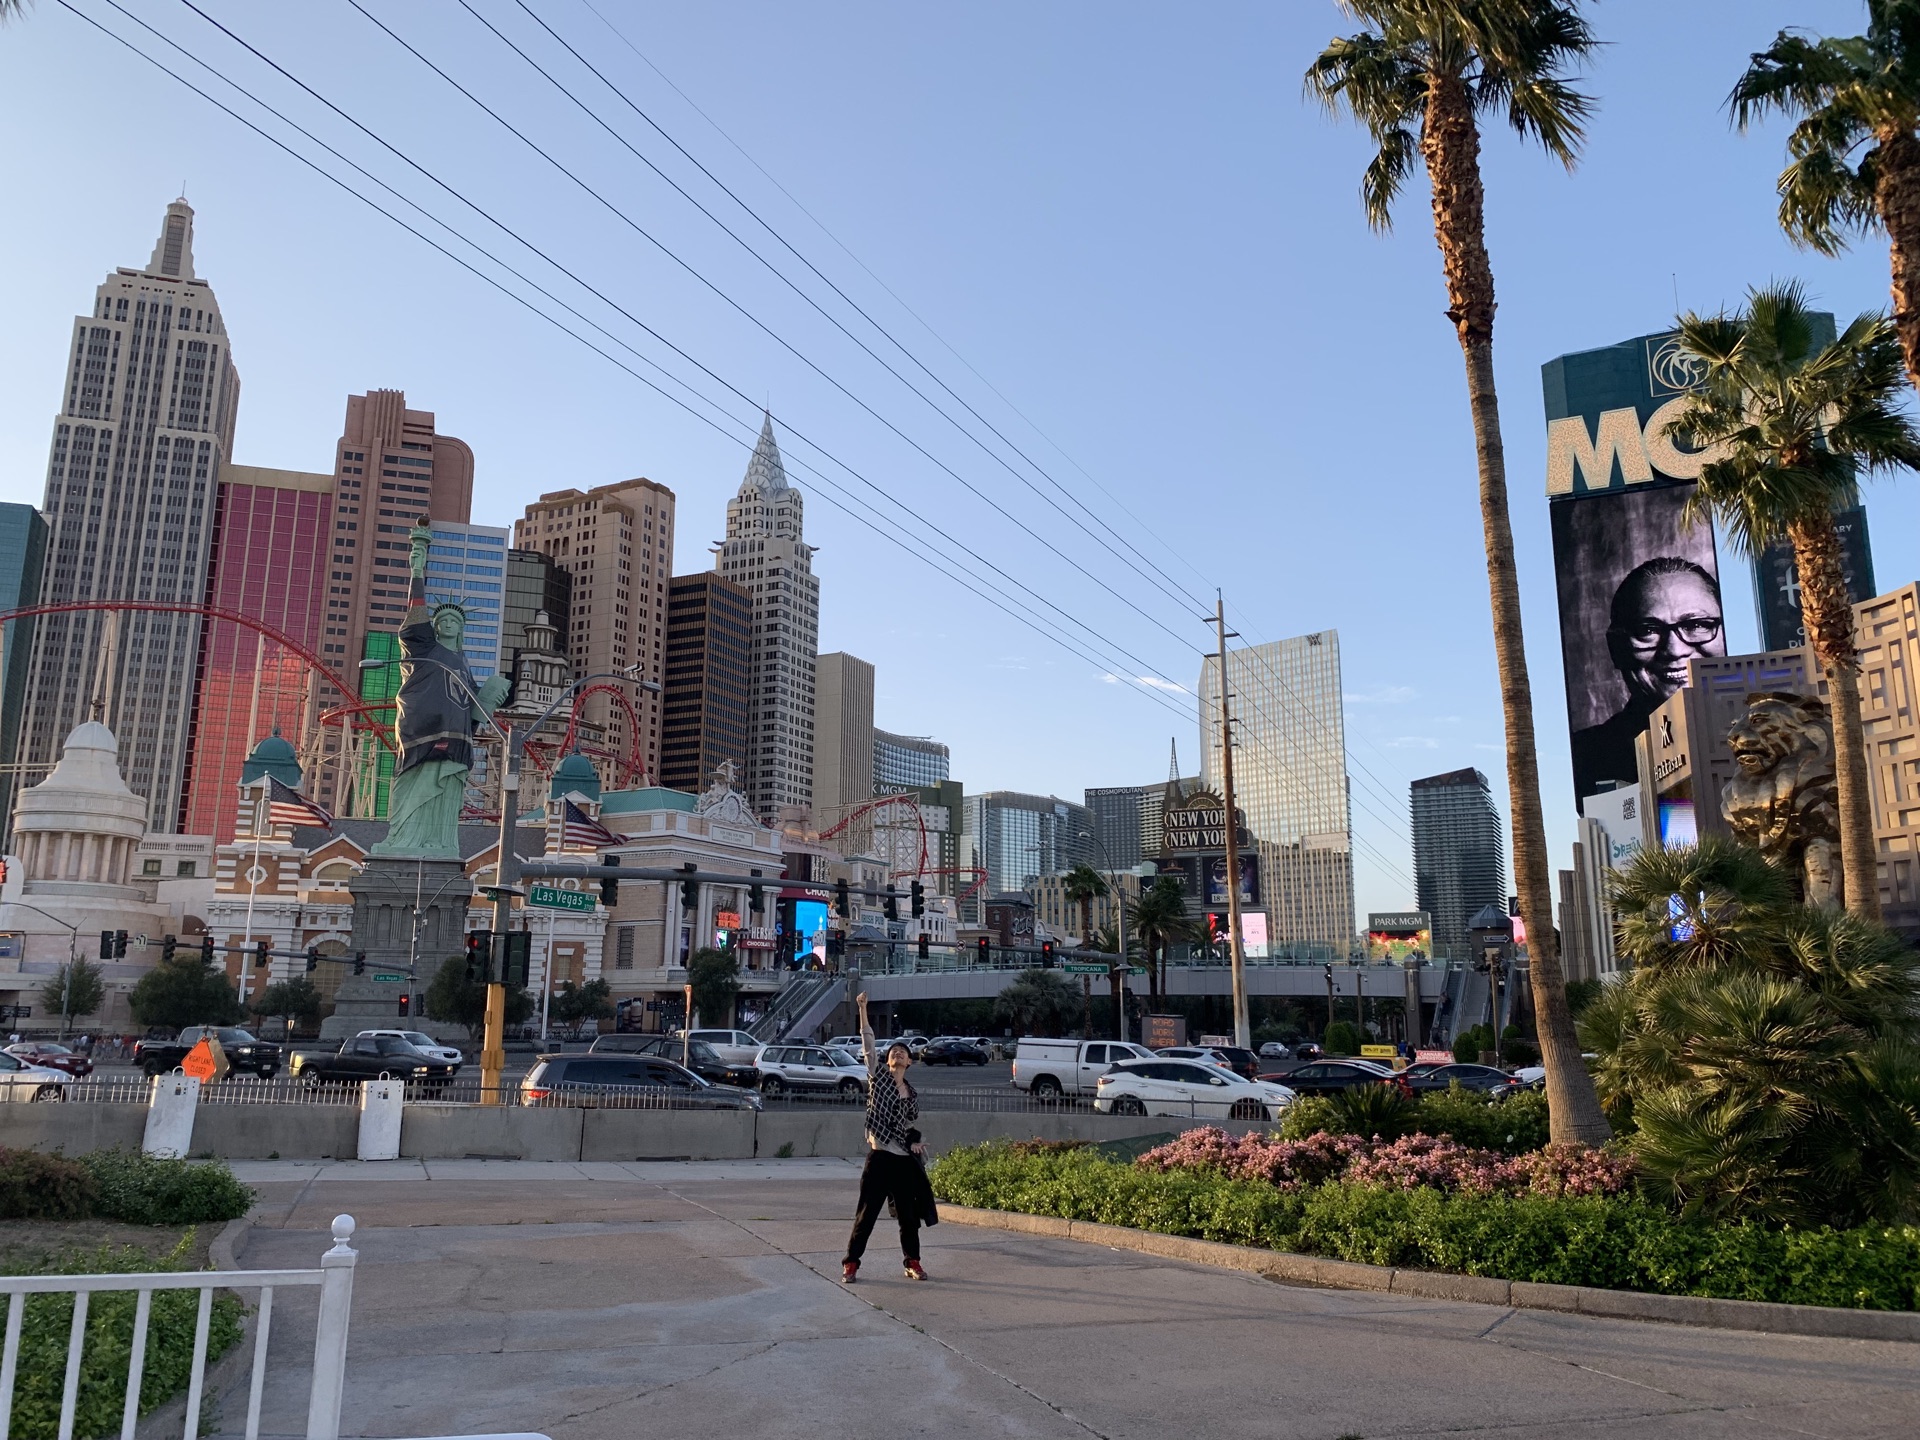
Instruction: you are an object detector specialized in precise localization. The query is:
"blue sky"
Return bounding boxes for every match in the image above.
[1,1,1911,919]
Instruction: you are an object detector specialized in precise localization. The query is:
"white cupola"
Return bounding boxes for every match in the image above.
[12,722,150,899]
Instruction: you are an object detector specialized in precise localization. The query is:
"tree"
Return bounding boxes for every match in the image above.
[1669,282,1920,919]
[991,969,1080,1037]
[688,948,739,1028]
[1307,0,1610,1145]
[1585,835,1920,1225]
[253,977,324,1034]
[0,2,32,24]
[423,954,534,1039]
[129,953,243,1031]
[38,958,105,1032]
[550,977,614,1031]
[1128,875,1192,1007]
[1062,862,1118,1034]
[1731,4,1920,393]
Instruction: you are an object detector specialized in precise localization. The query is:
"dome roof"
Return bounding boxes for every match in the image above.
[549,751,602,801]
[241,728,302,788]
[13,721,148,838]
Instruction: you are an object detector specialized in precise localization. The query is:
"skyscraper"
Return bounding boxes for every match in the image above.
[814,652,875,826]
[1084,785,1148,869]
[179,465,333,841]
[21,200,240,832]
[513,477,674,787]
[714,417,819,819]
[421,522,509,680]
[313,390,475,817]
[961,791,1094,897]
[660,572,751,793]
[1200,631,1354,952]
[874,730,949,792]
[0,504,48,843]
[500,550,571,670]
[1410,767,1507,961]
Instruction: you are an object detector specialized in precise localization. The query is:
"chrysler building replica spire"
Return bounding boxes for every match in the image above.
[714,416,819,820]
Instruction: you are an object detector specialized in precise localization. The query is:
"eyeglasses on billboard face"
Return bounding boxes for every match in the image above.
[1613,616,1722,649]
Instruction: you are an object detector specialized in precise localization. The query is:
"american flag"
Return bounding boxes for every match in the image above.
[268,777,333,831]
[561,800,621,851]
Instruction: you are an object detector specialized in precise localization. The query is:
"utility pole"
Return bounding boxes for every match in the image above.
[1213,594,1249,1049]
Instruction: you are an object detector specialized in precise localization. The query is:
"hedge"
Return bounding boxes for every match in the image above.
[0,1149,253,1224]
[1,1238,243,1440]
[929,1142,1920,1311]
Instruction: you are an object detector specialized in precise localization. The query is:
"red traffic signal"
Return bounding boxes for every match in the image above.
[398,993,411,1017]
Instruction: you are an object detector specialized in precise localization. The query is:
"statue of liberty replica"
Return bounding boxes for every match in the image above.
[371,524,511,858]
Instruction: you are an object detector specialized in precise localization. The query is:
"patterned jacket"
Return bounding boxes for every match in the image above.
[862,1030,918,1151]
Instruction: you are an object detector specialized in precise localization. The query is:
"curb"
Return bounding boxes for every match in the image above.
[939,1205,1920,1344]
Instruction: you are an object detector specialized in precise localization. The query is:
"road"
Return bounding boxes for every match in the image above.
[220,1158,1916,1440]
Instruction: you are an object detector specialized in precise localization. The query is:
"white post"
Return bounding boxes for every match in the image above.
[142,1074,199,1158]
[304,1215,357,1440]
[356,1079,402,1161]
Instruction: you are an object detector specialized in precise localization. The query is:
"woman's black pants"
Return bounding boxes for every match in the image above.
[843,1149,921,1264]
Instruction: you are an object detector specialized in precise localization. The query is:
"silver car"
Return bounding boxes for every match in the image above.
[0,1050,70,1101]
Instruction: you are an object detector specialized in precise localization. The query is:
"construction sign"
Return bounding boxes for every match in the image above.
[180,1035,230,1085]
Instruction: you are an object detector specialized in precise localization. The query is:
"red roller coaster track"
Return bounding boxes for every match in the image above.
[818,794,932,878]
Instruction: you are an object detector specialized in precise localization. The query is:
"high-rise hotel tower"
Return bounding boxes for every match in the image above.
[20,201,240,832]
[714,417,819,820]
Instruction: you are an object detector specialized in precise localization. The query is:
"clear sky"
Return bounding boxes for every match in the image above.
[1,1,1911,920]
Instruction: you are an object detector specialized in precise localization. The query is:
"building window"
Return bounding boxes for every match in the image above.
[176,860,197,877]
[141,859,162,876]
[616,926,635,969]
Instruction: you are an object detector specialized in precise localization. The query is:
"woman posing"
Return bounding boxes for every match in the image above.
[842,993,933,1282]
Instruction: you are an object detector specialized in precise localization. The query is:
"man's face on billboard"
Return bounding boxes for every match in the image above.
[1606,568,1722,705]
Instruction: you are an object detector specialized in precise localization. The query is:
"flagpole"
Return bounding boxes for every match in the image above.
[241,784,262,1007]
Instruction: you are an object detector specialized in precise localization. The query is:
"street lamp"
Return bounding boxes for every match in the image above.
[1076,830,1130,1043]
[8,900,81,1036]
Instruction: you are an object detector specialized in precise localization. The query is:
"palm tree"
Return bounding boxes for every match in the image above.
[0,2,32,22]
[1306,0,1610,1144]
[1731,4,1920,393]
[1128,876,1192,1008]
[1061,862,1108,948]
[1669,282,1920,920]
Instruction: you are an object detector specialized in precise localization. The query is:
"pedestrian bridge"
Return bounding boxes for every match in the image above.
[851,957,1456,1006]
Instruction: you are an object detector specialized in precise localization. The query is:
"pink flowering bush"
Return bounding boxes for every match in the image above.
[1136,1127,1635,1200]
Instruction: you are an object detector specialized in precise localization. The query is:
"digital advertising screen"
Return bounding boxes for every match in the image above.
[790,899,828,962]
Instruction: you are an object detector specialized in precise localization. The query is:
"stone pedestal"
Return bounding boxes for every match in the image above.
[320,857,474,1041]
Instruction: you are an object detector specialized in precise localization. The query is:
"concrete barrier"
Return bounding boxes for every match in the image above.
[400,1102,584,1161]
[5,1102,146,1154]
[581,1108,757,1161]
[756,1110,867,1159]
[191,1106,358,1160]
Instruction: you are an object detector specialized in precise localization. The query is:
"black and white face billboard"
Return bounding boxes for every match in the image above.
[1542,329,1733,806]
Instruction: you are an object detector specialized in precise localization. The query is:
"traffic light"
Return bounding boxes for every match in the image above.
[917,932,930,960]
[976,935,990,963]
[679,862,699,914]
[161,936,177,963]
[1324,962,1334,982]
[749,869,765,915]
[201,935,215,963]
[113,930,128,959]
[600,854,620,908]
[1041,939,1056,963]
[353,952,367,975]
[99,931,114,960]
[910,880,924,919]
[397,993,411,1018]
[464,931,485,983]
[305,947,319,974]
[884,888,899,922]
[500,932,532,988]
[834,878,850,917]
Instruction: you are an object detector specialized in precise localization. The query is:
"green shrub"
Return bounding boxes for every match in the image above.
[1277,1095,1338,1139]
[929,1142,1920,1310]
[1322,1020,1365,1056]
[1325,1083,1414,1139]
[79,1151,253,1225]
[2,1237,243,1440]
[0,1148,97,1221]
[1280,1084,1550,1154]
[1453,1023,1494,1063]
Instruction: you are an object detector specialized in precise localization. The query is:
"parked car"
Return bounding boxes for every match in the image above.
[291,1035,458,1089]
[353,1029,464,1067]
[824,1034,863,1053]
[920,1039,990,1066]
[598,1034,758,1088]
[1257,1041,1293,1060]
[676,1029,764,1066]
[136,1026,282,1079]
[1011,1038,1158,1098]
[0,1049,70,1100]
[1156,1045,1260,1081]
[4,1041,92,1077]
[522,1054,762,1109]
[756,1044,868,1097]
[1394,1063,1524,1098]
[1266,1060,1398,1096]
[1094,1060,1296,1121]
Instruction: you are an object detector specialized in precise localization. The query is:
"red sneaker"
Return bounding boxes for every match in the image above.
[902,1259,927,1281]
[841,1261,858,1284]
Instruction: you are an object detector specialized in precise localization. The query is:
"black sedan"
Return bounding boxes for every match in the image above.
[1261,1060,1397,1096]
[605,1034,760,1088]
[1394,1063,1522,1098]
[919,1039,990,1066]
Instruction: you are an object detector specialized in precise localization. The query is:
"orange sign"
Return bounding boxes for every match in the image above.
[181,1036,229,1084]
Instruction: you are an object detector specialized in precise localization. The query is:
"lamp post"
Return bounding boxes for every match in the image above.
[1076,830,1129,1043]
[9,900,81,1035]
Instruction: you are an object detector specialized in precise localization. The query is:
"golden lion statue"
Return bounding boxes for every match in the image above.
[1720,692,1842,906]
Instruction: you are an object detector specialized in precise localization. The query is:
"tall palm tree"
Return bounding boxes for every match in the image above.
[1669,282,1920,920]
[0,1,32,21]
[1306,0,1610,1143]
[1128,876,1192,1009]
[1061,862,1108,948]
[1731,3,1920,393]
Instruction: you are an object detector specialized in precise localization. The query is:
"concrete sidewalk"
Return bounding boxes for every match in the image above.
[220,1160,1915,1440]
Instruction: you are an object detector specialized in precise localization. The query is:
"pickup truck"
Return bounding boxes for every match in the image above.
[290,1034,459,1090]
[136,1026,281,1079]
[1010,1038,1157,1098]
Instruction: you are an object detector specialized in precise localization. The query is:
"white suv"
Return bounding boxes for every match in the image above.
[680,1029,763,1066]
[1094,1058,1295,1121]
[755,1044,867,1098]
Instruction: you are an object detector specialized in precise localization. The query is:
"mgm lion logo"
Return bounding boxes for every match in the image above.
[1721,692,1842,906]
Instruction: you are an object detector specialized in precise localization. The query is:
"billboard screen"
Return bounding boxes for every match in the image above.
[1754,506,1876,650]
[1366,911,1432,961]
[1203,854,1259,905]
[1551,485,1725,801]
